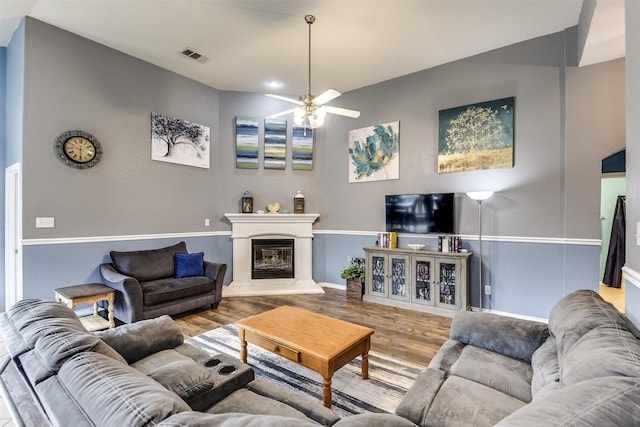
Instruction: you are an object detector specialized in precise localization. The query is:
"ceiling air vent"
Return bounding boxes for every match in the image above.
[180,48,209,64]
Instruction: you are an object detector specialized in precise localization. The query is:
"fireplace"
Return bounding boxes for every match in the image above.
[252,239,294,279]
[223,213,323,296]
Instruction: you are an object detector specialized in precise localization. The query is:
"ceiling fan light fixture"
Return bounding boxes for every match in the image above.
[293,107,306,126]
[265,14,360,128]
[313,107,327,127]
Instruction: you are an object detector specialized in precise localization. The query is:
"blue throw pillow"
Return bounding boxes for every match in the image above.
[175,252,204,278]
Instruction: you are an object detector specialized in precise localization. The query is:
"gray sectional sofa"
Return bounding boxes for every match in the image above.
[2,290,638,426]
[0,298,413,427]
[396,289,640,426]
[100,241,227,323]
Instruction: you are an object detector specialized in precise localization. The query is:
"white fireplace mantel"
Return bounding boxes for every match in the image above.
[223,213,323,297]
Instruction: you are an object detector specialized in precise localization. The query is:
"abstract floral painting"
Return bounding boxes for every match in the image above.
[292,126,313,170]
[264,118,287,169]
[348,121,400,183]
[151,112,210,169]
[235,116,259,169]
[438,97,514,173]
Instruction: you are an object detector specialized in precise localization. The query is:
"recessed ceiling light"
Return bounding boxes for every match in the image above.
[266,80,283,89]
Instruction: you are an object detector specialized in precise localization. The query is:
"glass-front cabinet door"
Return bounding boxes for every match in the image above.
[389,255,409,301]
[436,260,461,309]
[412,257,434,306]
[368,254,388,297]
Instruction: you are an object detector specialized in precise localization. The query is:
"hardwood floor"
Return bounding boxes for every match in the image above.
[173,287,452,366]
[600,280,625,313]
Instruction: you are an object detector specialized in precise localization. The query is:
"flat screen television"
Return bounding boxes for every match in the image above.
[385,193,455,234]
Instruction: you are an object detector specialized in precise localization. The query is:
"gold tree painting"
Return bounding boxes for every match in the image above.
[438,97,514,173]
[348,121,400,183]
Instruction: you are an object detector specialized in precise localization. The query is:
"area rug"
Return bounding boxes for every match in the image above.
[186,323,424,417]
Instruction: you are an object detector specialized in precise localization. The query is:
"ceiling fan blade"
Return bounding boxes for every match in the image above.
[324,106,361,118]
[266,93,303,105]
[266,108,297,119]
[313,89,341,106]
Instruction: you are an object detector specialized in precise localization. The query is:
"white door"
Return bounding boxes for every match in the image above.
[5,163,22,309]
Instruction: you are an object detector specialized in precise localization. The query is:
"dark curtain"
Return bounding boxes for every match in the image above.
[603,195,626,288]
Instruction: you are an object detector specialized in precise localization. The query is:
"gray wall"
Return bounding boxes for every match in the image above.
[5,20,24,168]
[3,17,628,319]
[3,20,27,310]
[214,90,327,229]
[0,46,6,307]
[22,18,220,239]
[325,33,569,237]
[625,0,640,326]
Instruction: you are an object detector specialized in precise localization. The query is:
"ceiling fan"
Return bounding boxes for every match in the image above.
[266,15,360,128]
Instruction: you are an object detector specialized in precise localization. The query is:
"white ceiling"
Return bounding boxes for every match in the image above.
[0,0,625,97]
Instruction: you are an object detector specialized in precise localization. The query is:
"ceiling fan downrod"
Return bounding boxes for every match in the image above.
[304,15,315,100]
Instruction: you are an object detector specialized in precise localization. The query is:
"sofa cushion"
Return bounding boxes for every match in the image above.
[110,241,188,282]
[395,367,447,425]
[495,376,640,427]
[427,339,464,372]
[424,376,526,427]
[35,375,95,427]
[1,299,86,357]
[207,388,321,424]
[548,289,634,362]
[450,344,533,403]
[35,328,127,374]
[132,349,214,408]
[159,412,322,427]
[450,311,549,362]
[247,379,341,426]
[530,336,559,397]
[561,325,640,386]
[94,315,184,364]
[57,351,190,426]
[141,276,214,306]
[176,252,205,278]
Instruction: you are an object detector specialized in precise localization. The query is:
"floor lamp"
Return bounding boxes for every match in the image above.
[467,191,494,311]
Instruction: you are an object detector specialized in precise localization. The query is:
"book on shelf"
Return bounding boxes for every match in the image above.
[438,235,462,253]
[377,232,397,249]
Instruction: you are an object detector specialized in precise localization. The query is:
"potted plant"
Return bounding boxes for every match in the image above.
[340,258,365,299]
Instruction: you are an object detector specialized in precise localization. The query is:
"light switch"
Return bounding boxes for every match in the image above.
[36,217,55,228]
[204,218,210,227]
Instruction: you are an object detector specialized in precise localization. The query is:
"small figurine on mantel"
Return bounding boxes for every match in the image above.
[266,202,280,214]
[294,190,305,214]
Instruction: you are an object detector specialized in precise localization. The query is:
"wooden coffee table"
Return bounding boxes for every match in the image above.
[236,306,374,408]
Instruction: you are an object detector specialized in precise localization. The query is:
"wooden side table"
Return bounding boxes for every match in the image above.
[54,283,115,331]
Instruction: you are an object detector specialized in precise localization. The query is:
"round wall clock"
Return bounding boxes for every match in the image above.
[55,130,103,169]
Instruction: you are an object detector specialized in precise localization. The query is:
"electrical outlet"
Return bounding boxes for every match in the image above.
[484,285,492,295]
[204,218,210,227]
[36,217,55,228]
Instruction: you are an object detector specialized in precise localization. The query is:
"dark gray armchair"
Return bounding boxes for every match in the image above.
[100,241,226,323]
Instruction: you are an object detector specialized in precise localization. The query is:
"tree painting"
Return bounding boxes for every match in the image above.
[438,97,514,173]
[151,112,210,169]
[348,121,400,183]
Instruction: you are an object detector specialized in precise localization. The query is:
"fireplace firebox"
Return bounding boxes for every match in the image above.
[251,239,295,279]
